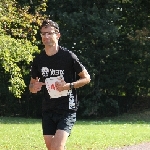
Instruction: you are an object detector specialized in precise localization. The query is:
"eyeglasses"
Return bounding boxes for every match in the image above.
[40,32,56,37]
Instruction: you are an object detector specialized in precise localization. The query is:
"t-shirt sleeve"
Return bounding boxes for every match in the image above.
[70,51,85,74]
[30,57,40,79]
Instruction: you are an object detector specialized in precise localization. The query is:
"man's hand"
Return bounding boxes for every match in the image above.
[30,77,45,93]
[55,79,66,92]
[55,77,70,92]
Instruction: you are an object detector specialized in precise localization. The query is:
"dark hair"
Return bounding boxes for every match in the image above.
[40,19,59,31]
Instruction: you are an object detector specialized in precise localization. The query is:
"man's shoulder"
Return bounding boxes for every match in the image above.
[60,46,79,61]
[59,46,75,56]
[60,46,70,53]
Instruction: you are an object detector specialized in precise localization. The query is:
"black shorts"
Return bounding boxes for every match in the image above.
[42,111,76,135]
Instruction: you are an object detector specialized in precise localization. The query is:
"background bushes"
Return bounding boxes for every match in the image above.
[0,0,150,118]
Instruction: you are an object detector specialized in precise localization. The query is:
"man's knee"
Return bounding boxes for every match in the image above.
[51,142,65,150]
[45,141,51,150]
[43,135,54,150]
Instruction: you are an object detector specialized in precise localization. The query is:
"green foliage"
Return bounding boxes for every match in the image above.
[0,0,43,99]
[115,0,150,96]
[0,35,39,98]
[0,0,46,44]
[1,0,150,117]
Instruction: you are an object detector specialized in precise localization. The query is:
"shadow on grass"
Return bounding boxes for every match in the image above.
[76,109,150,125]
[76,119,150,126]
[0,116,41,124]
[1,109,150,125]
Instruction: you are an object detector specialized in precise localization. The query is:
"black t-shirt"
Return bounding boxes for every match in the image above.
[30,46,85,113]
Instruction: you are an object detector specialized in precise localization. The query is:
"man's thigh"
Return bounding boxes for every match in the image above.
[42,111,56,135]
[43,131,69,149]
[43,135,54,149]
[42,112,76,149]
[57,112,76,135]
[52,130,69,148]
[42,111,76,135]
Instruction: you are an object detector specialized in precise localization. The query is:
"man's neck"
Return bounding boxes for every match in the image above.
[45,45,59,56]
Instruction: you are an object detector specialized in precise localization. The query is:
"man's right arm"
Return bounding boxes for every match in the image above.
[29,77,45,93]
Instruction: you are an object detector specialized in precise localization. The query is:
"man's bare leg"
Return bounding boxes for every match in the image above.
[43,135,54,150]
[44,130,69,150]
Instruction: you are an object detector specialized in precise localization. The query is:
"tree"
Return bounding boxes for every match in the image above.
[0,35,39,97]
[0,0,40,98]
[1,0,150,117]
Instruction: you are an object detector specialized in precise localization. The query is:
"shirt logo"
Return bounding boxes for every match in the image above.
[41,67,49,77]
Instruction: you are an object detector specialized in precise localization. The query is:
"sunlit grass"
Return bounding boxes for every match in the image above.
[0,117,45,150]
[0,110,150,150]
[68,120,150,150]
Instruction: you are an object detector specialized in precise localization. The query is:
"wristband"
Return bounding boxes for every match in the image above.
[70,83,74,89]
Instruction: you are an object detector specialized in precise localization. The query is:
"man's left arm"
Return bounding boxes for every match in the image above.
[55,69,90,92]
[72,69,91,88]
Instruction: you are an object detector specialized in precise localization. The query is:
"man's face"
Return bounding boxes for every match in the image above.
[40,26,60,46]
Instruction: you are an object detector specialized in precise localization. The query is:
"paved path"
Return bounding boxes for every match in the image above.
[107,142,150,150]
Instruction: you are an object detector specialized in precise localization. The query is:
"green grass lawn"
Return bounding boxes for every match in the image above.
[0,110,150,150]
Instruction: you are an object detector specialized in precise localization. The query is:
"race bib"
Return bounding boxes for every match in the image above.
[45,77,68,98]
